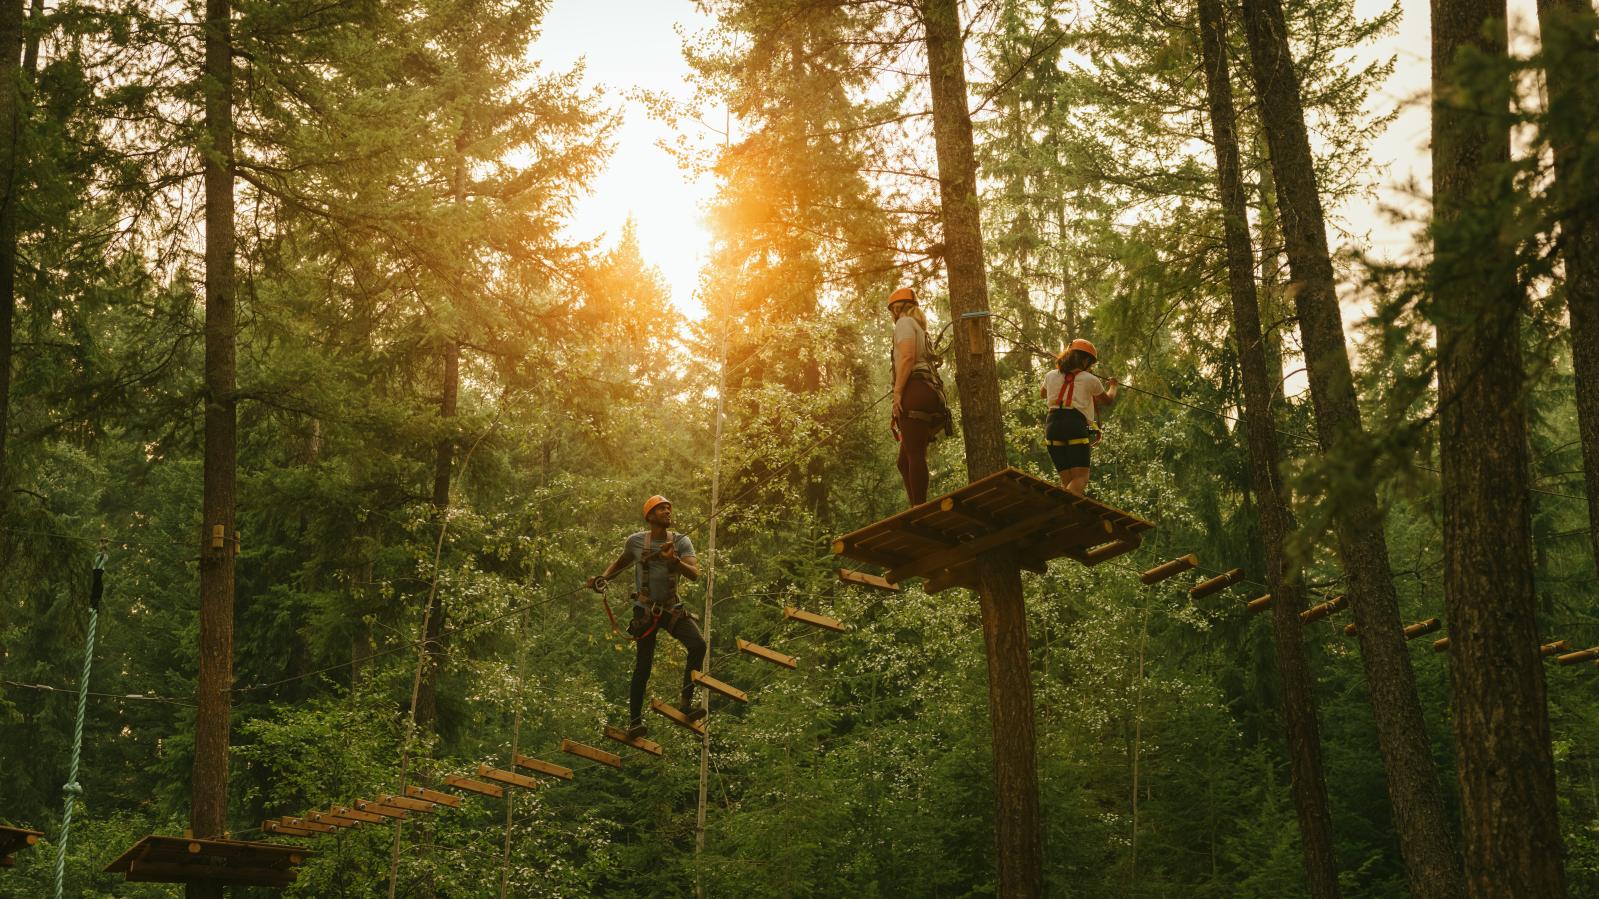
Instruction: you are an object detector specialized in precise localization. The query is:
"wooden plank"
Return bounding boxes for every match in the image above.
[603,724,665,757]
[1300,594,1348,623]
[1343,618,1441,640]
[352,800,407,819]
[1141,554,1199,585]
[105,835,312,876]
[560,738,623,769]
[376,794,436,813]
[125,860,296,887]
[262,821,318,838]
[784,605,845,632]
[477,764,543,791]
[445,774,504,798]
[1433,636,1451,652]
[306,811,361,828]
[650,697,707,735]
[1557,646,1599,665]
[406,786,462,808]
[512,754,575,782]
[1541,639,1571,655]
[692,671,750,703]
[1188,568,1245,599]
[281,818,336,834]
[837,569,900,592]
[886,504,1061,584]
[1246,594,1274,614]
[1076,537,1142,567]
[331,805,384,824]
[737,637,798,669]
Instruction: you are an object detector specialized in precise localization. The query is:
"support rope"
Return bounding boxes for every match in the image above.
[54,550,105,899]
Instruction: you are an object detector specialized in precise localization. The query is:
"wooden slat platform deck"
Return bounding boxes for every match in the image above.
[831,467,1154,593]
[1,825,42,867]
[104,835,313,887]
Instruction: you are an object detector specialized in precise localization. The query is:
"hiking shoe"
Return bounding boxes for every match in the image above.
[678,699,707,722]
[626,720,648,739]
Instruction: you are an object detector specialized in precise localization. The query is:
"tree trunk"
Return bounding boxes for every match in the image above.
[922,2,1043,895]
[1239,0,1465,895]
[191,2,236,896]
[0,0,23,483]
[1196,1,1339,894]
[1434,1,1565,894]
[1536,0,1599,580]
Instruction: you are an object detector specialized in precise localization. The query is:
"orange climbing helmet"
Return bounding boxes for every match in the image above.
[1059,338,1098,362]
[642,495,671,519]
[886,287,916,309]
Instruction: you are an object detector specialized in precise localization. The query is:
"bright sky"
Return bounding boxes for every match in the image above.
[532,0,719,320]
[532,0,1543,318]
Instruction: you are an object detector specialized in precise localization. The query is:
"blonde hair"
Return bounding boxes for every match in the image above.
[904,304,929,331]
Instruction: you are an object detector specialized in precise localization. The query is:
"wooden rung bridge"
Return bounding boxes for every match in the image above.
[830,467,1153,594]
[651,697,706,735]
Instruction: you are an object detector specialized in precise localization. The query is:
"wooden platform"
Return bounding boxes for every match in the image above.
[104,835,312,887]
[1,825,42,867]
[831,467,1153,593]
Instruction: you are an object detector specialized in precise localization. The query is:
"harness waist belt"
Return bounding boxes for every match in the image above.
[1047,438,1093,446]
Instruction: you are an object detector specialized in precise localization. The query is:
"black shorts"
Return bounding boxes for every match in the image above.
[1045,408,1094,471]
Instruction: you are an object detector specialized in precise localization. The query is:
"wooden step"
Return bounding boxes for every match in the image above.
[838,569,899,592]
[650,697,706,735]
[1346,618,1440,640]
[1189,568,1245,599]
[262,821,317,838]
[306,811,360,829]
[330,806,383,824]
[1299,595,1348,623]
[376,794,436,813]
[602,725,664,757]
[280,818,336,834]
[444,774,503,799]
[1245,594,1273,614]
[352,800,407,819]
[476,764,541,792]
[1541,639,1570,655]
[784,606,844,633]
[560,738,622,769]
[406,786,461,808]
[737,638,797,669]
[1557,646,1599,665]
[693,670,749,703]
[1076,538,1142,567]
[512,754,575,782]
[1141,554,1198,585]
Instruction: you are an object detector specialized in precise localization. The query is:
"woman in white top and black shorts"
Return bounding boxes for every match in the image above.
[1042,338,1117,496]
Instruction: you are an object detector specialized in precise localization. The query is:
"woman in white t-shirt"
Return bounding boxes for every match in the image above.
[1041,338,1118,496]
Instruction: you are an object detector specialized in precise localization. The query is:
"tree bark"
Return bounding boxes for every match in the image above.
[0,0,23,483]
[1196,2,1339,894]
[922,2,1043,895]
[191,2,236,897]
[1434,1,1565,894]
[1239,0,1465,895]
[1536,0,1599,581]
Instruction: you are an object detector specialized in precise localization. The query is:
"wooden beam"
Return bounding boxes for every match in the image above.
[603,724,665,757]
[476,764,541,792]
[376,794,436,813]
[828,538,905,568]
[837,569,900,592]
[306,811,360,828]
[1299,594,1348,623]
[784,605,845,632]
[330,806,383,824]
[650,697,706,735]
[1188,568,1245,599]
[351,800,407,820]
[512,754,575,782]
[444,774,503,799]
[1541,639,1570,656]
[1557,645,1599,665]
[1433,636,1451,652]
[1246,594,1274,614]
[886,505,1061,583]
[280,818,336,834]
[1345,618,1441,640]
[261,821,317,838]
[693,671,749,703]
[560,738,622,769]
[737,637,798,669]
[1141,554,1199,585]
[405,786,461,808]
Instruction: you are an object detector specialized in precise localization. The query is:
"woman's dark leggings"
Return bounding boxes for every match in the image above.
[896,378,942,506]
[629,606,707,722]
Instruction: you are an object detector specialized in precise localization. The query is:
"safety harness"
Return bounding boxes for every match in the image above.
[598,531,683,642]
[1047,369,1098,448]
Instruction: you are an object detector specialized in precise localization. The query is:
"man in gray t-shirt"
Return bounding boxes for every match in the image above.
[590,495,708,738]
